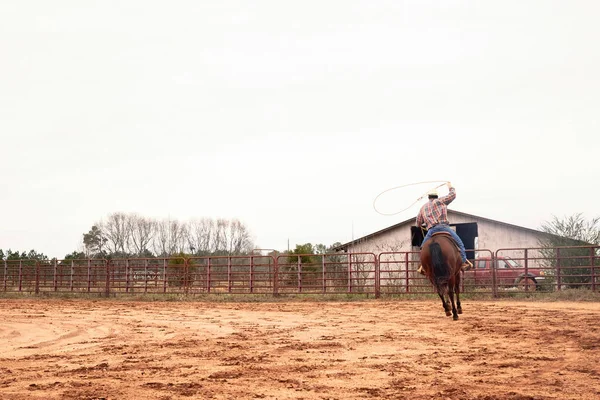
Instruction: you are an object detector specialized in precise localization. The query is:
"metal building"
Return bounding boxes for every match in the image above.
[333,210,551,259]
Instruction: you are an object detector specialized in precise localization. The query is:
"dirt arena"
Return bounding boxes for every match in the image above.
[0,298,599,400]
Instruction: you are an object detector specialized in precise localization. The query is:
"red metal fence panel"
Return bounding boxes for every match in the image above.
[495,246,600,294]
[460,249,496,296]
[275,253,378,295]
[186,255,276,294]
[1,246,598,297]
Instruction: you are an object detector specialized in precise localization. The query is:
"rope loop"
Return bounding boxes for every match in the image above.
[373,180,449,216]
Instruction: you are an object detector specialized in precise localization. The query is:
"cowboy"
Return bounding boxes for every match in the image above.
[416,182,473,275]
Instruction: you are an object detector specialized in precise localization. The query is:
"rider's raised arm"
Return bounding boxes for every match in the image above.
[439,187,456,205]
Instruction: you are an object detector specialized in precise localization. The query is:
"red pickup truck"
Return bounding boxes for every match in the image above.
[463,256,545,291]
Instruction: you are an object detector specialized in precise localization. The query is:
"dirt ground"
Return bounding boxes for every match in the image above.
[0,299,599,400]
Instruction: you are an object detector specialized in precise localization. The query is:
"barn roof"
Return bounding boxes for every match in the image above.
[332,210,555,251]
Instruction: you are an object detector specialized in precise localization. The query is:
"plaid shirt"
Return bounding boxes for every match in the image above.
[416,187,456,229]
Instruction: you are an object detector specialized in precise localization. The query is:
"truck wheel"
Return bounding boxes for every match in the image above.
[517,277,537,292]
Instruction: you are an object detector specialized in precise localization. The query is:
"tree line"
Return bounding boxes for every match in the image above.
[0,213,258,261]
[1,213,598,265]
[0,249,49,261]
[537,213,600,288]
[81,212,256,258]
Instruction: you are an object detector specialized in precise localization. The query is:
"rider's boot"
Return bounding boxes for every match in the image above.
[461,260,473,271]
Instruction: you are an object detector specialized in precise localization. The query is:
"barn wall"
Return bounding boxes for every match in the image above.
[447,213,545,250]
[341,211,549,260]
[344,223,414,254]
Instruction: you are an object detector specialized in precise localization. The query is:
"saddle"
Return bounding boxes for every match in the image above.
[430,232,461,254]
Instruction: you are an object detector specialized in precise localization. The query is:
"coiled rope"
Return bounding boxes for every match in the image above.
[373,180,448,216]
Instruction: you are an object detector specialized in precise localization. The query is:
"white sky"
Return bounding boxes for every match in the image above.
[1,1,599,258]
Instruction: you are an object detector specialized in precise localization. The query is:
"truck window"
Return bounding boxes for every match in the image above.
[477,260,486,269]
[506,259,520,268]
[497,260,508,269]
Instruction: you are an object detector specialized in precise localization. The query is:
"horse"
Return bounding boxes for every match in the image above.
[419,233,463,320]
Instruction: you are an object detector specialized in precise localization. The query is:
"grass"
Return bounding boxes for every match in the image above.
[0,289,599,303]
[514,288,600,302]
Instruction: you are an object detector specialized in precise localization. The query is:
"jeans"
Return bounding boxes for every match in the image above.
[421,224,467,263]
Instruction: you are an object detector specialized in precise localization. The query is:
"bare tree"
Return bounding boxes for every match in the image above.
[102,213,131,255]
[226,219,253,254]
[212,218,228,253]
[152,218,188,256]
[128,214,156,256]
[169,219,188,254]
[186,218,214,254]
[86,213,254,257]
[186,218,254,255]
[152,219,170,257]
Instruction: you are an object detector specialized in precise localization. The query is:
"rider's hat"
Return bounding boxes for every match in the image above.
[427,189,438,197]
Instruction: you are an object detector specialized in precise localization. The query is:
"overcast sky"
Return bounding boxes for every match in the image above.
[1,1,599,257]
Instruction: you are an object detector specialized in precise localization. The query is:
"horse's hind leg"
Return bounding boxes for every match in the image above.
[437,290,451,317]
[448,288,459,320]
[455,274,462,314]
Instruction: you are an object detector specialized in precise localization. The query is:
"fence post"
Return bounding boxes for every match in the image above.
[591,247,596,292]
[321,255,326,294]
[375,254,380,299]
[347,254,352,293]
[556,248,562,291]
[53,259,58,292]
[144,259,149,293]
[163,259,168,293]
[205,257,211,294]
[273,256,279,297]
[250,256,254,294]
[524,248,529,291]
[405,253,410,293]
[227,257,232,293]
[18,260,23,292]
[105,260,110,297]
[492,252,498,298]
[126,259,130,293]
[184,258,191,295]
[87,259,91,292]
[70,260,74,291]
[297,256,302,293]
[3,259,6,291]
[35,261,40,294]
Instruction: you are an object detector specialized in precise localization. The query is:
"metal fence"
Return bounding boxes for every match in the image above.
[1,246,598,297]
[275,253,378,295]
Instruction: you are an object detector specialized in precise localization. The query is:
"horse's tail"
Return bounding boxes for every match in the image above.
[429,241,450,288]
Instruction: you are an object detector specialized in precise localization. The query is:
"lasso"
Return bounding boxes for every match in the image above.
[372,180,449,216]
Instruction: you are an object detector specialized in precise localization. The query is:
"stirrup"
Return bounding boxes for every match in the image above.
[461,260,473,271]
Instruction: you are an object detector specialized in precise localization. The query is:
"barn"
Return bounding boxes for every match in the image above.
[331,210,600,295]
[333,210,552,261]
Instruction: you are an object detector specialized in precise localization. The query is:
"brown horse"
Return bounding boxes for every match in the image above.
[419,233,463,320]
